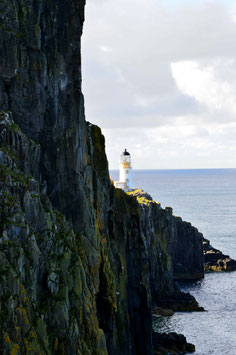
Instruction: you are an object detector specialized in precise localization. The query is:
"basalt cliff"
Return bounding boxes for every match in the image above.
[0,1,204,354]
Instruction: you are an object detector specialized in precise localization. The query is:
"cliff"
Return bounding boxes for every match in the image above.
[128,190,204,283]
[0,1,204,354]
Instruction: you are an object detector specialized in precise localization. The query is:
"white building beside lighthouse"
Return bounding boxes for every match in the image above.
[114,149,133,192]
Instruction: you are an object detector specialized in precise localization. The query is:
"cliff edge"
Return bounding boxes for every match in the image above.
[0,1,205,354]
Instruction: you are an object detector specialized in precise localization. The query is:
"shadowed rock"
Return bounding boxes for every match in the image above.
[128,189,204,281]
[155,291,205,312]
[152,332,195,354]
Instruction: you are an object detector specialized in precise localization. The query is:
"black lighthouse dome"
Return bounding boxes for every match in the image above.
[123,149,130,156]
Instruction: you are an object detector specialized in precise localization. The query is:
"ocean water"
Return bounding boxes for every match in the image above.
[110,169,236,355]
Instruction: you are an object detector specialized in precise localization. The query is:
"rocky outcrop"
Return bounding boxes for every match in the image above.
[128,188,153,202]
[152,332,195,355]
[152,307,174,317]
[0,2,206,354]
[155,291,204,312]
[203,238,236,272]
[127,189,205,316]
[128,189,204,282]
[172,214,204,280]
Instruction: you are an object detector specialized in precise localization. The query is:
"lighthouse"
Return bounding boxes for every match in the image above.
[114,149,133,192]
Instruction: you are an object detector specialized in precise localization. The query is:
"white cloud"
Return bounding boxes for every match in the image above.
[171,60,236,114]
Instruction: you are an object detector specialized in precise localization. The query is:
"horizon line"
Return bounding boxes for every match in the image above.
[109,167,236,171]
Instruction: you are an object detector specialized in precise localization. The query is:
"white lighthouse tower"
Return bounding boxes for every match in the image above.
[114,149,133,192]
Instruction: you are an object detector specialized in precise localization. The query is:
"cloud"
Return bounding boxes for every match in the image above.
[82,0,236,168]
[171,60,236,117]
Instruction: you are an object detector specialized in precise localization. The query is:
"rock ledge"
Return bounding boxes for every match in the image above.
[203,238,236,272]
[152,332,195,354]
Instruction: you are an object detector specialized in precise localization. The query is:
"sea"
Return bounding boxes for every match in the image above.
[110,169,236,355]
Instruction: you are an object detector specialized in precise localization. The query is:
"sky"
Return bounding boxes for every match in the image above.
[82,0,236,169]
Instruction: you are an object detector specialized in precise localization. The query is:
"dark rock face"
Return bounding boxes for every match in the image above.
[155,291,204,312]
[172,216,204,280]
[128,190,204,282]
[0,0,89,232]
[152,332,195,354]
[203,238,236,272]
[0,2,206,354]
[0,114,108,354]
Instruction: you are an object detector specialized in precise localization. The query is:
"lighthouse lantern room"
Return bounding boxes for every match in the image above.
[114,149,133,192]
